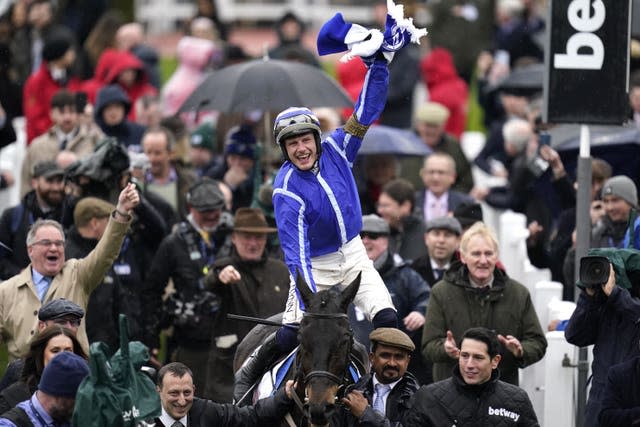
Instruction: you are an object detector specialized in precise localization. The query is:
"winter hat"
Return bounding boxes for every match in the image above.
[602,175,638,208]
[453,202,484,228]
[425,216,462,236]
[187,177,225,211]
[361,214,390,235]
[38,298,85,322]
[224,125,256,159]
[190,122,215,151]
[38,352,89,398]
[42,29,74,62]
[415,102,450,125]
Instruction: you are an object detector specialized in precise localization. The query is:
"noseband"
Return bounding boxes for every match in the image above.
[292,311,353,416]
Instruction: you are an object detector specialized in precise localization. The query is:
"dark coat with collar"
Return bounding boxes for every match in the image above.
[203,250,289,402]
[154,389,292,427]
[404,367,539,426]
[599,355,640,426]
[565,286,640,427]
[333,372,420,426]
[422,261,547,386]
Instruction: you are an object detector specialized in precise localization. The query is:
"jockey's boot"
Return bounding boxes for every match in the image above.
[234,332,284,405]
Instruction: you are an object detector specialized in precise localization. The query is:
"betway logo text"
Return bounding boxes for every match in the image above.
[488,406,520,422]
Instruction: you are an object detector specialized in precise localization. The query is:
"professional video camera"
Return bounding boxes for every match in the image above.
[579,256,611,288]
[65,138,130,201]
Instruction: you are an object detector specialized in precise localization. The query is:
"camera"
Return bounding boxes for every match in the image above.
[579,256,611,288]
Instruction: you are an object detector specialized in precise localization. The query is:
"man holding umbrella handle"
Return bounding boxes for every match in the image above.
[234,0,427,402]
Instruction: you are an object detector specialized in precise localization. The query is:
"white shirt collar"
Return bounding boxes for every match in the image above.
[372,374,401,392]
[160,407,187,427]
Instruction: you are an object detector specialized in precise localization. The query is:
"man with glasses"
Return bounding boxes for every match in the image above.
[0,183,139,361]
[0,161,75,280]
[352,214,431,384]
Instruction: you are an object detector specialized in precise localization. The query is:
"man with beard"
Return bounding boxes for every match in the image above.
[0,352,89,427]
[592,176,640,249]
[0,161,74,280]
[337,328,419,425]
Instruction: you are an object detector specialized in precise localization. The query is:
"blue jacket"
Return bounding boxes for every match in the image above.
[0,393,65,426]
[565,287,640,427]
[273,60,389,290]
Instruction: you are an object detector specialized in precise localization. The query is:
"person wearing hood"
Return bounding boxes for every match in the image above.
[161,36,216,117]
[82,48,157,121]
[268,11,319,67]
[94,84,146,153]
[23,28,83,143]
[419,48,469,139]
[422,222,547,386]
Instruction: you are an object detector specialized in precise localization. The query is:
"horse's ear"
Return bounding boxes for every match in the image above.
[339,272,361,312]
[295,268,313,308]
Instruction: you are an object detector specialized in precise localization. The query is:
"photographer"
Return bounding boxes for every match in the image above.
[565,250,640,427]
[143,177,232,396]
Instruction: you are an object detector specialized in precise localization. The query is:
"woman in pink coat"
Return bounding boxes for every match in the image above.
[161,36,218,117]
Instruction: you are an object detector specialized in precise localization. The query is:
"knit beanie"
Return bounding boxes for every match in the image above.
[602,175,638,208]
[224,125,256,159]
[38,352,89,398]
[42,29,74,62]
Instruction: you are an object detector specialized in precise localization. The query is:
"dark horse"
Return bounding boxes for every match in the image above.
[234,272,367,427]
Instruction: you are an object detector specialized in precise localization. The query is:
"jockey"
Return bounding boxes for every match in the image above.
[234,3,427,402]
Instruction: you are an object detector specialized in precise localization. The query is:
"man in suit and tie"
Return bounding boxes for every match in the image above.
[414,152,475,224]
[154,362,293,426]
[411,217,462,287]
[338,328,420,425]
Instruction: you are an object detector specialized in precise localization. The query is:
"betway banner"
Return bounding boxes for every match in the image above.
[544,0,631,124]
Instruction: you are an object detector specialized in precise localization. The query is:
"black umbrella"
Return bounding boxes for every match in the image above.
[178,58,353,114]
[358,125,432,156]
[486,63,544,97]
[554,124,640,186]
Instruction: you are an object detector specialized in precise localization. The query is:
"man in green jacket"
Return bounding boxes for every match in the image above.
[422,222,547,385]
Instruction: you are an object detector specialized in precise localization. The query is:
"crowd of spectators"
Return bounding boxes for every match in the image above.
[0,0,639,424]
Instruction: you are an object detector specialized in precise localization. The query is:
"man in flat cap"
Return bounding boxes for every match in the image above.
[144,177,232,394]
[353,214,431,384]
[0,298,85,391]
[412,102,474,194]
[411,217,462,287]
[337,327,419,425]
[204,207,289,402]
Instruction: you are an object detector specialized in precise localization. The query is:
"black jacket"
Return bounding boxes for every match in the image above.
[565,287,640,427]
[154,389,292,427]
[334,372,419,426]
[0,191,75,280]
[0,381,32,416]
[144,219,232,348]
[599,355,640,426]
[404,368,539,426]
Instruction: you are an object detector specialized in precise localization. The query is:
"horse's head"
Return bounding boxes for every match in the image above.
[294,270,360,427]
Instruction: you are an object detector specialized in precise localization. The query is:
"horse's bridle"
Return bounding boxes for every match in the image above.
[292,311,353,415]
